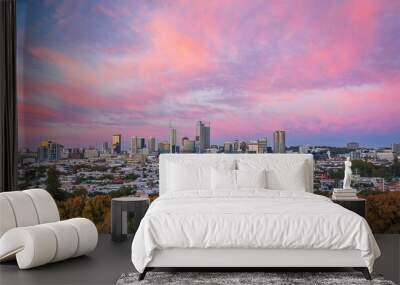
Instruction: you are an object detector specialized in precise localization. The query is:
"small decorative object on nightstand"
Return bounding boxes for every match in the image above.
[111,196,150,242]
[332,158,358,200]
[332,197,366,218]
[343,157,353,190]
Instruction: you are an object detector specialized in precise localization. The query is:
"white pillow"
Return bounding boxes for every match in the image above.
[236,169,267,189]
[211,168,236,191]
[167,162,211,192]
[266,161,307,191]
[238,159,307,191]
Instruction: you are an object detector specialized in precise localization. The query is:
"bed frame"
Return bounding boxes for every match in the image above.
[138,154,372,281]
[138,248,371,280]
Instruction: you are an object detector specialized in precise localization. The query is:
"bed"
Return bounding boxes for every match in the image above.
[131,154,380,280]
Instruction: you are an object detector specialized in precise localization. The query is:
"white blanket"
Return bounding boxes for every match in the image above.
[131,190,380,272]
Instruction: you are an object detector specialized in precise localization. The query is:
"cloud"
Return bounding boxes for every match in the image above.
[17,0,400,148]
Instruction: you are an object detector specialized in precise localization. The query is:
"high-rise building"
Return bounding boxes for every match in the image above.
[247,141,258,153]
[257,138,268,153]
[182,139,195,153]
[37,140,50,161]
[131,137,138,154]
[181,137,189,148]
[158,142,170,154]
[37,140,63,162]
[273,130,286,153]
[233,140,240,153]
[112,134,121,154]
[347,142,360,150]
[169,126,177,153]
[240,141,248,153]
[101,142,109,154]
[84,146,99,158]
[392,143,400,154]
[49,142,63,161]
[147,137,156,153]
[223,142,233,153]
[131,136,146,154]
[195,121,210,153]
[139,137,145,148]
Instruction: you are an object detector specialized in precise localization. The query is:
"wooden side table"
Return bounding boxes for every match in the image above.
[332,198,366,218]
[111,196,150,242]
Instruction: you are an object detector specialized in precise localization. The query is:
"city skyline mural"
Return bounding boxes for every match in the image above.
[15,0,400,235]
[17,0,400,149]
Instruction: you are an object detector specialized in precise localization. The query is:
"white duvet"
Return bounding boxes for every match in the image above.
[131,190,380,273]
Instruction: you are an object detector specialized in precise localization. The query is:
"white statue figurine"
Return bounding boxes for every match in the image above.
[343,157,352,189]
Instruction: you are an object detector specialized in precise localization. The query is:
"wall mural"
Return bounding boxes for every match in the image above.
[17,0,400,233]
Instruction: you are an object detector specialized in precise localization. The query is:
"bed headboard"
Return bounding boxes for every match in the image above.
[159,154,314,195]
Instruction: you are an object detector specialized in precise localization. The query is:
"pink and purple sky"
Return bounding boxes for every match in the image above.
[17,0,400,149]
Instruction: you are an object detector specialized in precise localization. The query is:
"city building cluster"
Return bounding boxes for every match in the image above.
[18,120,400,196]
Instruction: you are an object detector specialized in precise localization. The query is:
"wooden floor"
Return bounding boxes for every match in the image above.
[0,234,398,285]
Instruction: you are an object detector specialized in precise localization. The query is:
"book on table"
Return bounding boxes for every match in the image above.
[333,192,357,197]
[333,188,357,193]
[332,188,358,200]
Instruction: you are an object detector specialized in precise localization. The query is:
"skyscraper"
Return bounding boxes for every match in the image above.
[247,141,258,153]
[37,140,50,161]
[48,142,63,161]
[147,137,156,153]
[101,142,109,154]
[169,126,177,153]
[273,130,286,153]
[181,137,189,148]
[195,121,210,153]
[240,141,248,153]
[233,140,240,153]
[158,142,170,154]
[182,139,195,153]
[131,136,146,154]
[131,136,138,154]
[112,134,121,154]
[257,138,268,153]
[223,142,233,153]
[37,140,63,161]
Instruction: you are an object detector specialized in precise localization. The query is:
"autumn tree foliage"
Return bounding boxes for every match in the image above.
[361,191,400,233]
[57,195,111,233]
[57,189,400,234]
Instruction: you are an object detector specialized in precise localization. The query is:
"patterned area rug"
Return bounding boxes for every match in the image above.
[116,271,396,285]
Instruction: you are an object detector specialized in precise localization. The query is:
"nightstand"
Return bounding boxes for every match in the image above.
[111,196,150,242]
[332,198,366,218]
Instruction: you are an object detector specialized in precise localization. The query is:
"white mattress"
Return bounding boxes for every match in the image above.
[131,190,380,273]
